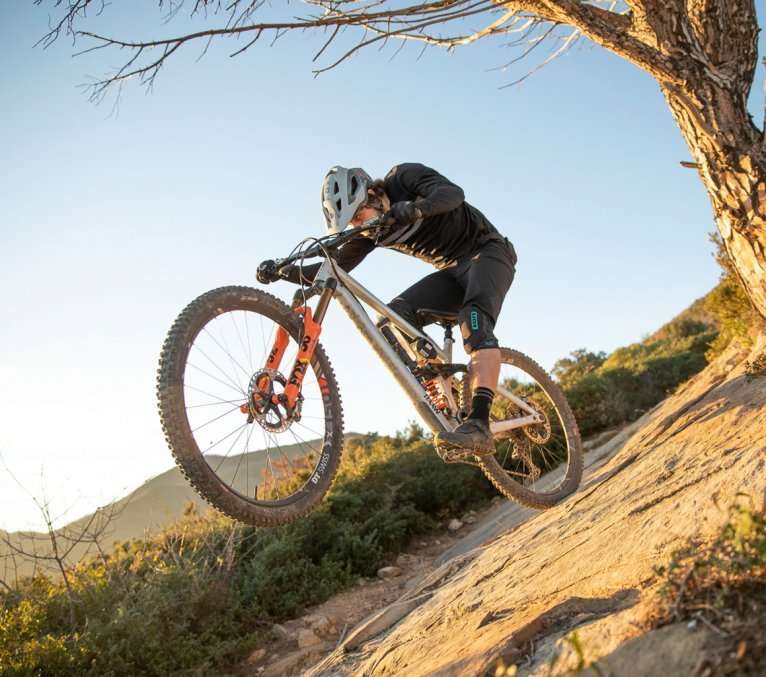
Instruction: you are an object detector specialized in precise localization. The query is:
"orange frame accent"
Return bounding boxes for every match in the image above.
[265,325,291,372]
[284,307,322,408]
[259,306,323,411]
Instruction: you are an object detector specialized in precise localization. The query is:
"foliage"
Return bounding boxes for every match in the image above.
[744,352,766,382]
[554,328,716,438]
[0,432,496,675]
[644,498,766,672]
[552,350,606,389]
[545,631,604,676]
[704,233,762,357]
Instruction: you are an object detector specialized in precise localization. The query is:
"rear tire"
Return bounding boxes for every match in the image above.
[479,348,582,508]
[157,286,344,526]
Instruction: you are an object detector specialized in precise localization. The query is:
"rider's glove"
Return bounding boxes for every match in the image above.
[256,259,279,284]
[383,201,423,228]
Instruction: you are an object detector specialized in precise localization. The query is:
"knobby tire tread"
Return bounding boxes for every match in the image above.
[479,348,583,509]
[157,286,344,527]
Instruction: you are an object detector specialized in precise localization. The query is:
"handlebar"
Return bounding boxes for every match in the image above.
[275,216,386,271]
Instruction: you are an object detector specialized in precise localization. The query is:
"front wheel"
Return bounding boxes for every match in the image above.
[157,286,344,526]
[479,348,583,509]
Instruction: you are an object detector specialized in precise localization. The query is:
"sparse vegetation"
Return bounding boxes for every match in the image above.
[0,429,496,675]
[744,352,766,382]
[541,631,604,676]
[553,324,716,438]
[704,233,763,358]
[643,497,766,674]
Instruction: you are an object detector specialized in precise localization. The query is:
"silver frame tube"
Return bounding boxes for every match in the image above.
[314,260,453,434]
[311,259,545,438]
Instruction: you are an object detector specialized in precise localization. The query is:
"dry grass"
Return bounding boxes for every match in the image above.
[640,500,766,675]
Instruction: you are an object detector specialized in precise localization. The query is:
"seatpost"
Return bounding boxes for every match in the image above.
[443,323,454,362]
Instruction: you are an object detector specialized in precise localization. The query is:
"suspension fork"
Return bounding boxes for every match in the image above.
[264,281,336,409]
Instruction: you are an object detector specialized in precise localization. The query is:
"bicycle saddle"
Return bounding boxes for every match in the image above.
[417,308,458,327]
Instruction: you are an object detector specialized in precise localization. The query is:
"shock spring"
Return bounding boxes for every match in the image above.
[423,377,448,410]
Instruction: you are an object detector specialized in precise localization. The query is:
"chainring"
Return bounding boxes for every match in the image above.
[521,399,551,444]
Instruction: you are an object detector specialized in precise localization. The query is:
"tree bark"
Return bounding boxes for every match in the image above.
[643,0,766,322]
[662,81,766,320]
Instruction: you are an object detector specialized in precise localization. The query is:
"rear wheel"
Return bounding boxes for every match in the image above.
[157,286,344,526]
[479,348,582,508]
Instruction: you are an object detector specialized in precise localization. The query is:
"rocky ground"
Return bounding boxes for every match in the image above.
[241,335,766,676]
[239,505,503,676]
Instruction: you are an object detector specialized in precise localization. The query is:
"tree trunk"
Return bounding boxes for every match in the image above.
[659,78,766,323]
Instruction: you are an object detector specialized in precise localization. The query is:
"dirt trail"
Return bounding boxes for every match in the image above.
[295,335,766,676]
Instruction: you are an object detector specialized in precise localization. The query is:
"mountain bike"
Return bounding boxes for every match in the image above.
[157,218,583,526]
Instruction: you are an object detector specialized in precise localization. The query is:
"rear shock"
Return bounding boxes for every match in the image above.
[423,377,449,410]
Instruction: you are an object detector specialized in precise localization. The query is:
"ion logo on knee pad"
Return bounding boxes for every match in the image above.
[470,311,479,331]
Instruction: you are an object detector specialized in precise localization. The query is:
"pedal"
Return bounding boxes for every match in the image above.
[435,443,477,464]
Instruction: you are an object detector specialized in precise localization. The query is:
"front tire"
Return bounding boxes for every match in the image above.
[157,286,344,526]
[479,348,582,508]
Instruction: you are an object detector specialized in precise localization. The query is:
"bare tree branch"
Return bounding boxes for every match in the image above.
[27,1,766,318]
[34,1,665,100]
[0,450,130,633]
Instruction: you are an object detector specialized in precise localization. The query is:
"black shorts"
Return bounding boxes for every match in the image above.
[391,235,517,331]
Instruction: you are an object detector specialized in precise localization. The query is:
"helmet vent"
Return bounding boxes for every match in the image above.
[320,166,372,234]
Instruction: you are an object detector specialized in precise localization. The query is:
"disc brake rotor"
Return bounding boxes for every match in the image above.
[244,369,302,433]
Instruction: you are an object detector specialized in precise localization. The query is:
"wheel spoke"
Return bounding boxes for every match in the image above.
[475,348,582,508]
[158,287,343,525]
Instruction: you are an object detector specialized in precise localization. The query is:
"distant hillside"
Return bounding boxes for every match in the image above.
[553,288,720,439]
[645,289,718,342]
[0,441,321,579]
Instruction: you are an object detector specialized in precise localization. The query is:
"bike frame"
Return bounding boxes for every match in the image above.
[275,256,545,439]
[258,228,545,440]
[315,258,455,433]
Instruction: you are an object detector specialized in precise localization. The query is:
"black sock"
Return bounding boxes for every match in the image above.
[468,387,494,422]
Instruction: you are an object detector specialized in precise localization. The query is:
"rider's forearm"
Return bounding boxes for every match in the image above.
[282,237,375,285]
[397,164,465,218]
[282,262,321,285]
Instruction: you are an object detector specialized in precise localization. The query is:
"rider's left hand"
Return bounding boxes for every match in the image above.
[383,201,422,228]
[256,259,279,284]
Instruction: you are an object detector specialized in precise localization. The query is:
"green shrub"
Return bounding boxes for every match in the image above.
[0,434,497,675]
[555,331,716,438]
[704,233,762,356]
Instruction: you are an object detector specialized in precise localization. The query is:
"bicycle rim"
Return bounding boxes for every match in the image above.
[157,286,343,525]
[479,348,582,508]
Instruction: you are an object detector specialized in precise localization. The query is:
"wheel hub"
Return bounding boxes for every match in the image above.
[241,369,302,433]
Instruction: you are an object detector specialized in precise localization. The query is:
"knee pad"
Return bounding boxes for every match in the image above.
[458,305,498,354]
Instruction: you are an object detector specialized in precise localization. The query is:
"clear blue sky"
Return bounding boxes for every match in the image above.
[2,3,759,531]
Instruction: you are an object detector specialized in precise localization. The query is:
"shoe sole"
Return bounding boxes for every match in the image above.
[434,435,495,458]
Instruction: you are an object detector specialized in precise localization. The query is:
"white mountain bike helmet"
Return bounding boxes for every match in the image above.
[321,166,372,234]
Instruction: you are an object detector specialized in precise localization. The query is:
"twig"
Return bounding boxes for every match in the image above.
[335,622,348,649]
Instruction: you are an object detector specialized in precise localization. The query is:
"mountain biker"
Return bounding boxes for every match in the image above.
[257,163,517,456]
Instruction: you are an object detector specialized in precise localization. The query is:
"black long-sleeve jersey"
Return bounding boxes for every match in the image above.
[288,163,504,284]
